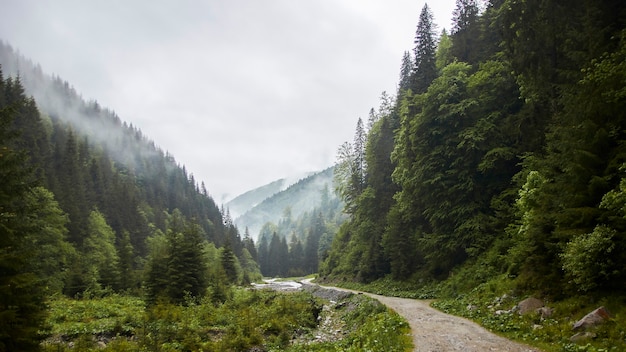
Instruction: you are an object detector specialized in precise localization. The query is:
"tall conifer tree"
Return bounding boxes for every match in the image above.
[411,4,438,94]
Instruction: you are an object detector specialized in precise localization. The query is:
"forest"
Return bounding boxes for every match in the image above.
[323,0,626,295]
[0,45,267,349]
[2,0,626,350]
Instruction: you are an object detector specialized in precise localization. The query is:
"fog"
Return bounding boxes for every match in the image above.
[0,0,457,201]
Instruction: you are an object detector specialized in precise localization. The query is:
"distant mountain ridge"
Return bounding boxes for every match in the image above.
[226,171,315,219]
[232,167,337,238]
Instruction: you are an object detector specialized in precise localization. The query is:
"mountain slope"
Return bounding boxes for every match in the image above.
[226,171,315,219]
[0,41,252,280]
[234,167,337,238]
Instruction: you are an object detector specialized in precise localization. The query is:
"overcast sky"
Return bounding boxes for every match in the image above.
[1,0,456,202]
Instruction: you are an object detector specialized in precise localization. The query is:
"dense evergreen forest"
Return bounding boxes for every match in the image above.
[254,177,346,277]
[0,45,261,350]
[322,0,626,299]
[233,167,339,238]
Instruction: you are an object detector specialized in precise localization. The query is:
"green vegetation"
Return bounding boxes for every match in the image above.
[285,298,411,352]
[41,288,411,352]
[320,0,626,348]
[0,47,263,348]
[432,277,626,352]
[256,178,346,278]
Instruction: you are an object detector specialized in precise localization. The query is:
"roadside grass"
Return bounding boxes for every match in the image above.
[321,272,626,352]
[432,276,626,352]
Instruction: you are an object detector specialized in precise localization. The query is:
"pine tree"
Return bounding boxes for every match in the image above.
[268,232,286,277]
[335,118,367,214]
[288,234,305,276]
[257,233,270,276]
[451,0,480,63]
[0,71,47,351]
[165,216,208,303]
[84,209,121,292]
[411,4,438,93]
[117,230,136,291]
[220,240,239,284]
[398,51,413,96]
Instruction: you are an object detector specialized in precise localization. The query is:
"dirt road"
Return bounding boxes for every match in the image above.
[317,283,540,352]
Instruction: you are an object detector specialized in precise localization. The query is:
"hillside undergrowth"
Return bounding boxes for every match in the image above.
[41,287,412,351]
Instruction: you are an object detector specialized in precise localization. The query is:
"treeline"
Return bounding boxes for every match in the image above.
[0,63,260,350]
[256,183,345,277]
[322,0,626,297]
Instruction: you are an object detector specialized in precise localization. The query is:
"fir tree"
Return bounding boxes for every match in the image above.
[0,71,46,351]
[411,4,438,93]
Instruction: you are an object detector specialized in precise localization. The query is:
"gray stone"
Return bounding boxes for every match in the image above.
[517,297,544,315]
[537,306,554,320]
[572,306,611,331]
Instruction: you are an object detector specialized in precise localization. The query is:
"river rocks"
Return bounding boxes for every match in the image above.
[516,297,544,315]
[572,306,611,331]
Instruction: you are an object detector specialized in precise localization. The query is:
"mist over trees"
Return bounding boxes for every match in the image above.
[255,180,345,277]
[322,0,626,297]
[0,45,262,348]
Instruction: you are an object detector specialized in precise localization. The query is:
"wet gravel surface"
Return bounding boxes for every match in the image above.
[301,280,541,352]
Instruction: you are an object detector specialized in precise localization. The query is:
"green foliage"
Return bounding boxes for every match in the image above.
[43,289,326,351]
[431,275,626,352]
[23,186,75,295]
[411,4,438,94]
[45,295,144,339]
[220,242,239,284]
[561,226,617,292]
[0,73,48,351]
[281,293,412,352]
[84,209,121,293]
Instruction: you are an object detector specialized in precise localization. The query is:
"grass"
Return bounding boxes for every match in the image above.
[431,279,626,352]
[322,272,626,352]
[41,286,412,351]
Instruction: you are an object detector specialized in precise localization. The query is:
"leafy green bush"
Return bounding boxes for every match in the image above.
[561,225,617,292]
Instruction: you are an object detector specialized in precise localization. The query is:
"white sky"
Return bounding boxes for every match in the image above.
[0,0,456,202]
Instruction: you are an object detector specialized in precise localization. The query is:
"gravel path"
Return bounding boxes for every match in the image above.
[315,282,541,352]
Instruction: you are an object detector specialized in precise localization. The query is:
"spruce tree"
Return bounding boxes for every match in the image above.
[166,218,207,303]
[220,241,239,284]
[411,4,438,93]
[451,0,480,63]
[398,51,413,96]
[0,71,46,351]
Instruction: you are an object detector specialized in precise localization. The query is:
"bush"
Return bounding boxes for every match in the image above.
[561,225,617,292]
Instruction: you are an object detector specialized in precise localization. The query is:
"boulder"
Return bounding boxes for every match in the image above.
[537,306,554,320]
[572,306,611,331]
[517,297,544,315]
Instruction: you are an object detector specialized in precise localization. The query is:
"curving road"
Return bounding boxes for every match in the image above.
[314,282,540,352]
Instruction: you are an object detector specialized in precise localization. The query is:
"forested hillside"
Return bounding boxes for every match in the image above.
[234,167,340,238]
[254,174,346,277]
[323,0,626,300]
[0,44,260,349]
